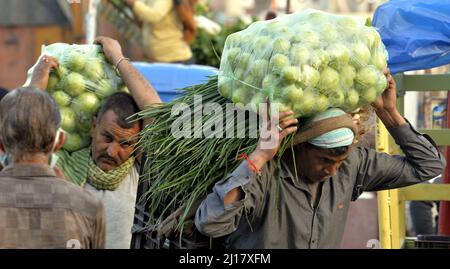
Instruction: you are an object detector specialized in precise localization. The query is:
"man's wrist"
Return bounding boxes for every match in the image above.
[376,107,407,128]
[249,150,270,171]
[114,56,130,72]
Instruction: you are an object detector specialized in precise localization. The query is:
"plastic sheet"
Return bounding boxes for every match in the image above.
[373,0,450,74]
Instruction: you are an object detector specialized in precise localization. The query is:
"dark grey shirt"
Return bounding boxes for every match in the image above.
[195,123,445,249]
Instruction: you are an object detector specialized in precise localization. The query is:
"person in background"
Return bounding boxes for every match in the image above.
[124,0,195,64]
[264,10,277,20]
[29,36,161,249]
[0,87,105,249]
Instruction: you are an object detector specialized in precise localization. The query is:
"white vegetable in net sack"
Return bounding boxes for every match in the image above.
[218,9,388,117]
[25,43,130,152]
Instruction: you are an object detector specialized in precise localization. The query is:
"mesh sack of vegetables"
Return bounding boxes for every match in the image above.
[24,43,129,152]
[135,9,388,246]
[219,8,388,116]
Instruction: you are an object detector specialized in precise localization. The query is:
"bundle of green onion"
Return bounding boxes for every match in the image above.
[136,76,260,234]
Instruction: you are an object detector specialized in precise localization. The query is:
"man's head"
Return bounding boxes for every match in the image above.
[0,87,65,163]
[295,108,356,183]
[91,92,142,172]
[0,87,8,101]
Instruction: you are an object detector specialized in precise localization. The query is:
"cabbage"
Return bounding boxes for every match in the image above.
[63,72,85,97]
[218,77,233,99]
[250,59,269,80]
[271,102,292,114]
[355,66,379,88]
[272,37,291,55]
[254,36,272,56]
[281,66,300,84]
[351,42,371,67]
[226,33,240,48]
[310,49,330,69]
[293,88,315,116]
[315,95,330,112]
[360,87,378,103]
[226,48,241,65]
[47,73,60,92]
[72,92,101,115]
[282,84,303,103]
[231,87,253,107]
[371,49,388,71]
[238,52,251,69]
[60,107,77,132]
[290,44,310,65]
[319,67,339,89]
[52,91,71,107]
[321,23,339,43]
[77,112,93,133]
[344,89,360,111]
[63,132,83,152]
[301,65,320,87]
[302,30,320,48]
[328,44,350,67]
[338,17,359,36]
[119,85,130,94]
[65,51,86,72]
[84,60,104,81]
[95,79,117,98]
[270,54,290,72]
[249,92,268,113]
[376,73,388,94]
[340,65,356,88]
[360,27,381,49]
[328,89,345,107]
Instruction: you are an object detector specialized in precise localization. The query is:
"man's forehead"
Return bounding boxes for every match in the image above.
[97,110,140,137]
[315,148,350,161]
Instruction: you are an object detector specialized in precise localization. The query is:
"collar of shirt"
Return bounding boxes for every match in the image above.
[0,163,56,178]
[278,158,312,193]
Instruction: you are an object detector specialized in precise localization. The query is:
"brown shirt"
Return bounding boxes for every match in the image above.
[0,163,105,249]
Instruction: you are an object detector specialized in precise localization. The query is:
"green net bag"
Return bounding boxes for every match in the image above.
[25,43,129,152]
[218,9,388,117]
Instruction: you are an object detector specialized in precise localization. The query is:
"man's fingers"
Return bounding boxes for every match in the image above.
[279,117,298,129]
[94,36,105,44]
[279,126,298,140]
[48,58,59,69]
[278,110,294,120]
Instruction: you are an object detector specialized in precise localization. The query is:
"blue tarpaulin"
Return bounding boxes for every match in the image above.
[373,0,450,74]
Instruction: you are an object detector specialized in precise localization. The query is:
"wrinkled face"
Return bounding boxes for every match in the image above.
[298,144,350,184]
[91,110,140,172]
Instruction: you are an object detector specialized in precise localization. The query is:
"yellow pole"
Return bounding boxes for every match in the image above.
[377,190,392,249]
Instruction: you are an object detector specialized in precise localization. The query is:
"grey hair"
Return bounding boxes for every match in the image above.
[0,87,61,161]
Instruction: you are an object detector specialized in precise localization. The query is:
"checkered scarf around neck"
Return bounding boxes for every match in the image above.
[58,147,135,191]
[87,152,135,191]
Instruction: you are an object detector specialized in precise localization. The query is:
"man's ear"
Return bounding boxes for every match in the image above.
[54,131,66,152]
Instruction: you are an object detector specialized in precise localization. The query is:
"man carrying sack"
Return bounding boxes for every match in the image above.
[194,69,446,248]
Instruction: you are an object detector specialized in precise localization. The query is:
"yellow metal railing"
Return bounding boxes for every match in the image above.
[376,73,450,249]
